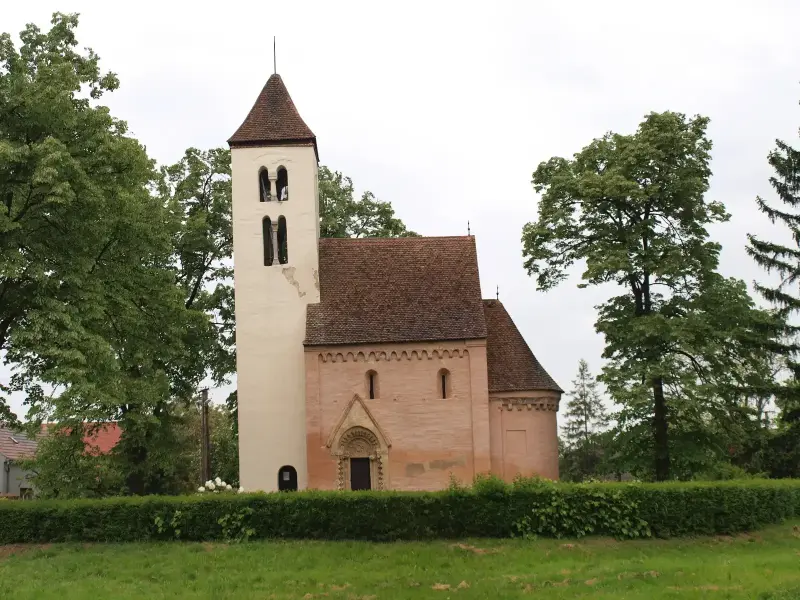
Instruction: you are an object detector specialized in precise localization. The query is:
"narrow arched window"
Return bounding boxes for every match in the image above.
[276,166,288,201]
[277,216,288,264]
[258,168,271,202]
[263,217,274,266]
[439,369,450,399]
[366,370,378,400]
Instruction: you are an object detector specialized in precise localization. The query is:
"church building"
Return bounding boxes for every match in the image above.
[229,73,562,493]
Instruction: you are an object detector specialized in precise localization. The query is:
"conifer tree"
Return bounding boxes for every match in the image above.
[746,104,800,476]
[748,136,800,317]
[563,359,608,448]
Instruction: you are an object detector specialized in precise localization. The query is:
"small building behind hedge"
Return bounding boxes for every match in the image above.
[230,73,563,493]
[0,426,36,498]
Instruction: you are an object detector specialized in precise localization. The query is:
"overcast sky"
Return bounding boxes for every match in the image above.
[4,1,800,418]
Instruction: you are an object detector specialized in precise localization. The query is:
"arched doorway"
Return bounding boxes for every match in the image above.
[277,465,298,491]
[336,426,384,491]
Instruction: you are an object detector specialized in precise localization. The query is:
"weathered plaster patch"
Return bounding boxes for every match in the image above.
[313,268,320,291]
[282,267,306,298]
[406,463,426,477]
[429,457,466,470]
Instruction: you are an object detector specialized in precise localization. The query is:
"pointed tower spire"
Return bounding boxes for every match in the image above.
[228,74,318,159]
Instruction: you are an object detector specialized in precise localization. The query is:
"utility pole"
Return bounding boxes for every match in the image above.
[200,388,211,483]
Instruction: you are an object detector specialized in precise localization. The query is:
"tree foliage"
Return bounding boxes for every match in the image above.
[560,360,609,481]
[159,147,235,385]
[746,101,800,476]
[319,166,418,238]
[0,13,215,494]
[563,359,607,447]
[523,112,785,480]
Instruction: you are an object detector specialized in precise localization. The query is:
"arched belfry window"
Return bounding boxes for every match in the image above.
[277,216,288,264]
[366,370,378,400]
[439,369,450,399]
[277,166,288,201]
[258,168,271,202]
[262,217,274,266]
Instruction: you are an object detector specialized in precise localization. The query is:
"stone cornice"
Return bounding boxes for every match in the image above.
[316,348,469,363]
[493,397,560,412]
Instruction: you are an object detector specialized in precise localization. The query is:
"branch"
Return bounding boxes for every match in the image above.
[671,348,707,380]
[89,235,117,275]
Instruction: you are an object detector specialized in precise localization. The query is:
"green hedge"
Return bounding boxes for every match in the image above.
[1,479,799,543]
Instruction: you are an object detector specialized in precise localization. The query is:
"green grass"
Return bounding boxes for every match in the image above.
[1,522,799,599]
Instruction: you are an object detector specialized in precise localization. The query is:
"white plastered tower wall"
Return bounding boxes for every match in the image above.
[231,144,320,492]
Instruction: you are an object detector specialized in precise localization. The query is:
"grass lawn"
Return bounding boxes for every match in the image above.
[1,522,799,599]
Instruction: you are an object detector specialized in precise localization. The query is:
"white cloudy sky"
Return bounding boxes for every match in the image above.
[3,1,800,417]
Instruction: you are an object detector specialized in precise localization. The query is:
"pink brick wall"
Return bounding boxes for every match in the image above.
[489,392,560,481]
[305,341,492,491]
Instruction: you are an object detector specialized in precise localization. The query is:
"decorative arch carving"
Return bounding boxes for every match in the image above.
[335,426,385,491]
[339,426,380,457]
[318,347,469,363]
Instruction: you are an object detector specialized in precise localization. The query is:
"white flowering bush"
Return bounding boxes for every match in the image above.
[197,477,244,494]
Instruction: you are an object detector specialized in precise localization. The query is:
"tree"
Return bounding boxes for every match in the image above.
[319,166,418,238]
[19,427,122,499]
[0,13,214,494]
[560,360,609,481]
[523,111,785,480]
[746,100,800,476]
[159,147,235,386]
[563,359,607,447]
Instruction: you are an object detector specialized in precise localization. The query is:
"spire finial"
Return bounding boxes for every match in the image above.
[273,37,277,74]
[496,285,499,300]
[467,220,471,236]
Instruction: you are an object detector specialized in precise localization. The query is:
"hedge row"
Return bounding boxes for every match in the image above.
[1,479,799,543]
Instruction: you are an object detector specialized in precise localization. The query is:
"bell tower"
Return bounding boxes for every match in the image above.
[228,73,319,492]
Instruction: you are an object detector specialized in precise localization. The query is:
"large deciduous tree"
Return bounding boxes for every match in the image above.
[0,13,213,493]
[523,112,784,481]
[159,147,235,386]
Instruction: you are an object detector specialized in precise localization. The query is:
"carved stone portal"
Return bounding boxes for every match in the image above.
[335,426,385,491]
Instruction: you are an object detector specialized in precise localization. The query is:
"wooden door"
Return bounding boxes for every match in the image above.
[350,457,371,490]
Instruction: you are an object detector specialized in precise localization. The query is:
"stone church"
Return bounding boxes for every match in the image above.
[230,73,562,493]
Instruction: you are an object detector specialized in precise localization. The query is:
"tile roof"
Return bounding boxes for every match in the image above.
[83,423,122,455]
[305,236,488,346]
[483,299,562,393]
[228,73,317,158]
[0,426,39,461]
[39,422,122,455]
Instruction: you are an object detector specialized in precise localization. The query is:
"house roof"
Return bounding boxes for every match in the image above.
[483,299,562,393]
[0,426,38,461]
[40,422,122,455]
[305,236,488,346]
[228,73,317,158]
[83,423,122,455]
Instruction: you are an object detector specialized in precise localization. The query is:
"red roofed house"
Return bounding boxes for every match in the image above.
[230,73,561,493]
[0,423,121,498]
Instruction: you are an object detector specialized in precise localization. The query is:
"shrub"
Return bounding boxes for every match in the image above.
[0,479,798,544]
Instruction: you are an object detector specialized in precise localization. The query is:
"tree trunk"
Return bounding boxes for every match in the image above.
[652,377,670,481]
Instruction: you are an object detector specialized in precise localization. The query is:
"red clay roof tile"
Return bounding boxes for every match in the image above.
[483,299,562,393]
[228,74,317,158]
[305,236,487,345]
